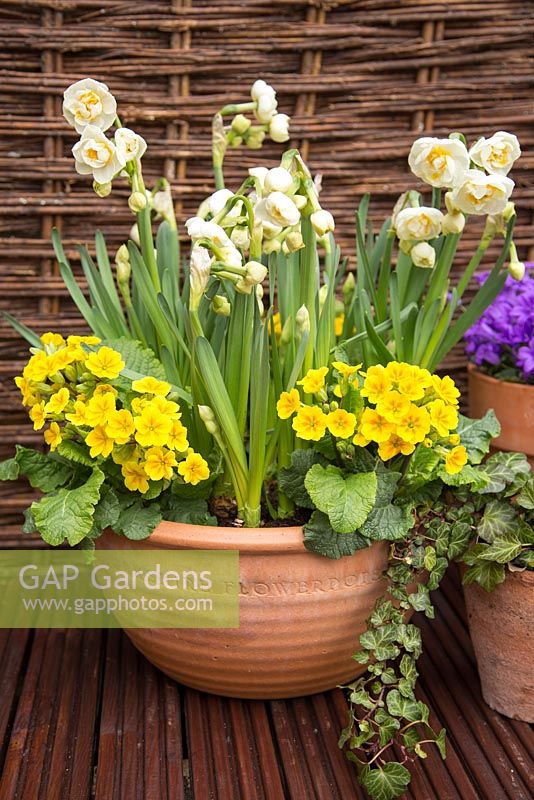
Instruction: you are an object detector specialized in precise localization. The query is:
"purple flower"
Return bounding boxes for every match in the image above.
[464,270,534,383]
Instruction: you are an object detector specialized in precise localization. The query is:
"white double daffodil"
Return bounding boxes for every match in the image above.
[469,131,521,177]
[395,206,444,241]
[72,125,125,183]
[450,170,515,216]
[63,78,117,134]
[408,137,469,189]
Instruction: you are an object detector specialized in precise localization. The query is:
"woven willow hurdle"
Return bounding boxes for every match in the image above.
[1,0,533,540]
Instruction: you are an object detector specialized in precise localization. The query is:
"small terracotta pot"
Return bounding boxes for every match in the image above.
[468,364,534,464]
[464,570,534,722]
[98,522,389,699]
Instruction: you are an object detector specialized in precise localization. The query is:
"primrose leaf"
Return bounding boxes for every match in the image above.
[116,500,162,541]
[0,457,19,481]
[103,337,166,380]
[304,464,377,533]
[303,511,370,559]
[279,449,327,510]
[15,445,74,492]
[31,468,104,546]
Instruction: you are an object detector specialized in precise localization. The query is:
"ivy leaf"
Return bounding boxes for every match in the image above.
[22,508,37,534]
[360,763,411,800]
[517,476,534,510]
[103,337,166,380]
[478,500,517,542]
[479,535,523,564]
[457,411,501,464]
[303,511,370,559]
[463,559,505,592]
[360,625,400,662]
[15,445,74,492]
[448,521,472,559]
[407,584,434,618]
[31,468,104,546]
[0,456,19,481]
[304,464,377,533]
[399,654,418,684]
[378,715,401,747]
[481,451,531,494]
[278,449,327,509]
[115,500,162,540]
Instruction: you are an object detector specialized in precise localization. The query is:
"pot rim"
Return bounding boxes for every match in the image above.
[131,519,310,554]
[467,362,533,391]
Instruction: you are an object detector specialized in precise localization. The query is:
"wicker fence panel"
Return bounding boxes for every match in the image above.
[1,0,533,538]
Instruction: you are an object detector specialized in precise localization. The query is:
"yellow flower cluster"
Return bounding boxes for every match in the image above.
[276,361,467,475]
[16,333,210,493]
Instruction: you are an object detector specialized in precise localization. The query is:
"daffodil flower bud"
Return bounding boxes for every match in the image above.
[198,405,219,435]
[442,212,465,235]
[507,242,525,281]
[230,226,250,250]
[292,194,308,210]
[93,181,112,197]
[246,128,266,149]
[244,260,268,286]
[128,192,147,213]
[269,113,290,143]
[502,201,516,222]
[129,223,140,246]
[285,231,305,252]
[152,185,174,222]
[410,241,436,269]
[115,244,131,284]
[318,284,329,312]
[296,304,310,335]
[231,114,251,136]
[264,167,293,194]
[342,272,356,301]
[211,295,231,316]
[189,246,212,310]
[310,209,335,236]
[227,132,243,148]
[263,238,281,255]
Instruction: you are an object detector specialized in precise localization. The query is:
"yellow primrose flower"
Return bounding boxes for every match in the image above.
[428,399,458,437]
[44,387,70,415]
[65,400,88,426]
[378,434,415,461]
[65,343,87,362]
[106,409,135,444]
[85,425,114,458]
[85,346,125,379]
[276,389,301,419]
[297,367,329,395]
[292,406,328,441]
[178,451,210,485]
[68,335,101,346]
[334,314,345,337]
[29,402,46,431]
[376,391,411,424]
[396,406,431,444]
[122,461,149,493]
[134,406,173,447]
[86,392,116,427]
[131,397,148,415]
[332,361,361,379]
[44,421,62,451]
[431,374,460,406]
[360,366,392,404]
[327,409,357,439]
[359,408,395,443]
[423,437,433,448]
[23,351,51,383]
[143,446,177,481]
[131,376,171,396]
[15,376,35,406]
[445,445,468,475]
[353,431,371,448]
[93,383,118,398]
[449,433,461,446]
[48,349,75,374]
[385,361,412,386]
[272,312,282,338]
[149,396,181,419]
[398,366,431,401]
[168,420,189,452]
[40,332,65,348]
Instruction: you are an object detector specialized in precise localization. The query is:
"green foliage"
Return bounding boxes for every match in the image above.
[12,446,74,492]
[31,469,105,546]
[360,763,411,800]
[456,411,501,464]
[303,511,370,559]
[115,500,163,540]
[304,464,377,534]
[360,471,413,541]
[278,450,327,510]
[103,337,167,380]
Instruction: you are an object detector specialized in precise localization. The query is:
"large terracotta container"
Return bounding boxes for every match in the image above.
[464,570,534,722]
[468,364,534,464]
[98,522,389,699]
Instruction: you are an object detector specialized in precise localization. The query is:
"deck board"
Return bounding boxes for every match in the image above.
[0,547,531,799]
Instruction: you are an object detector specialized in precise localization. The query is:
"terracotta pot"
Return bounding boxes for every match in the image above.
[463,570,534,722]
[468,364,534,464]
[98,522,389,699]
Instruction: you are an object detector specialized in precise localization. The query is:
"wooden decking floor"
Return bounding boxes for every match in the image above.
[0,546,532,799]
